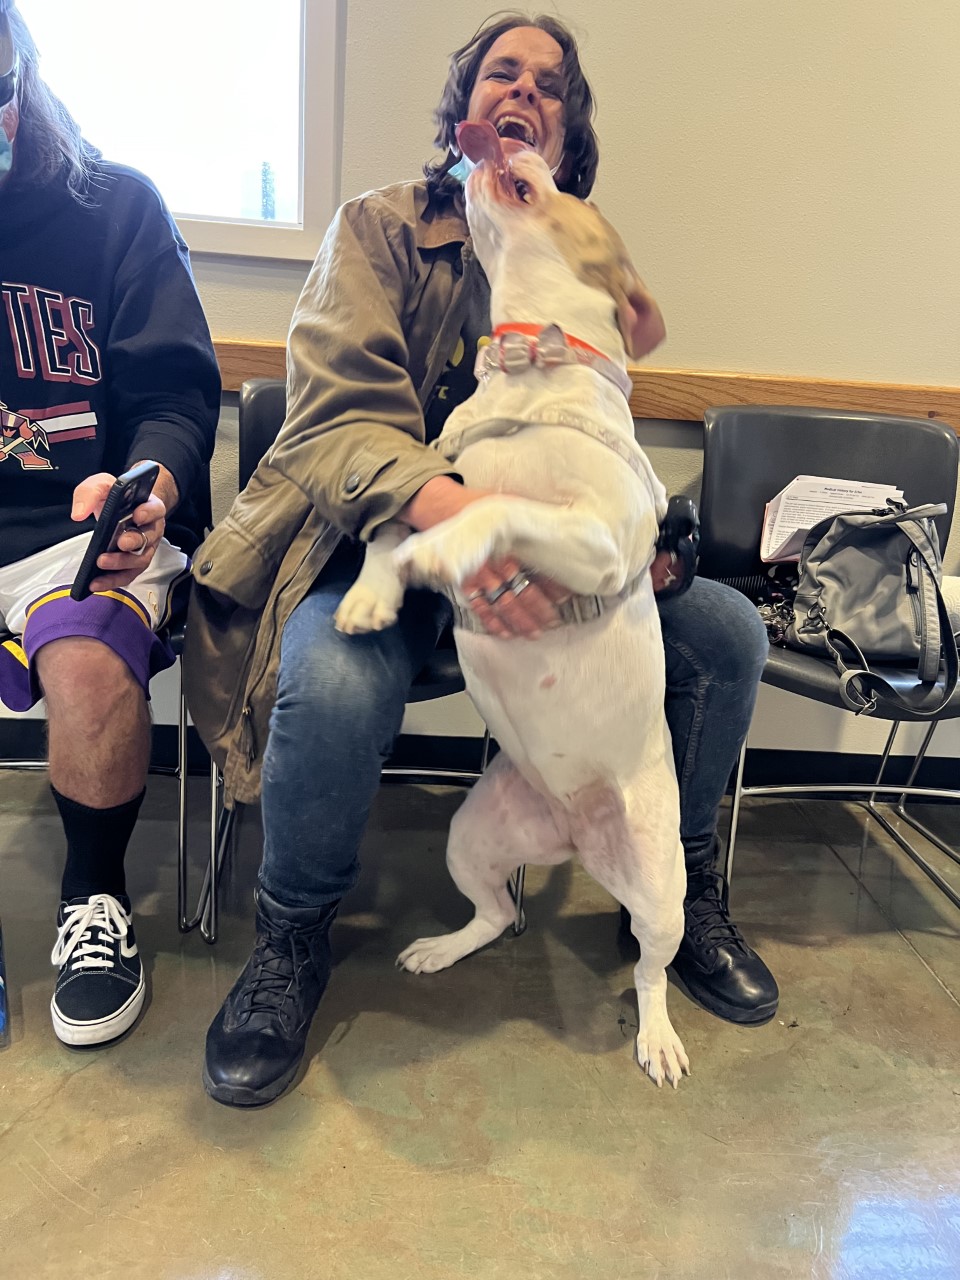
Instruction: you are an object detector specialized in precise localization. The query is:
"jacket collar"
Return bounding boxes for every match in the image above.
[416,180,470,250]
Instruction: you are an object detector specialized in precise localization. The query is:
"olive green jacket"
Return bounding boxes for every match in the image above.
[183,180,488,805]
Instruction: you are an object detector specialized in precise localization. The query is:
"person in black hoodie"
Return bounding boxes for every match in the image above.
[0,3,219,1046]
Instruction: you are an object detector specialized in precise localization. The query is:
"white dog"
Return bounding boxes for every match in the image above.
[335,121,689,1087]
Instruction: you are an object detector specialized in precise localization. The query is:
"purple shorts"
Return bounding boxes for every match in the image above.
[0,588,176,712]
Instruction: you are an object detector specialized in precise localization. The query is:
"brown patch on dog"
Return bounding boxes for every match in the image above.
[545,193,665,358]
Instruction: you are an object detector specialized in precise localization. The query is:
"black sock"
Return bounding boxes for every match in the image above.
[52,786,146,902]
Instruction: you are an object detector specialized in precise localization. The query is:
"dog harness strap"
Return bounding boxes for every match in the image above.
[475,323,634,400]
[447,571,646,635]
[435,414,649,485]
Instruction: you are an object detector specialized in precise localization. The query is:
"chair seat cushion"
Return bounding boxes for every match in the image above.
[408,646,466,702]
[763,644,960,721]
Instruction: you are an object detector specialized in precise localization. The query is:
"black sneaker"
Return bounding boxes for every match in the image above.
[50,893,145,1046]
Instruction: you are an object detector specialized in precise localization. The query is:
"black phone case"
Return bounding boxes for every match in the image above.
[70,461,160,601]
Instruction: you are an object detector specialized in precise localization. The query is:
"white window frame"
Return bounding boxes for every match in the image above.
[175,0,340,261]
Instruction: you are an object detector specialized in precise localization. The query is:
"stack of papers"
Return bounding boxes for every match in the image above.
[760,475,903,563]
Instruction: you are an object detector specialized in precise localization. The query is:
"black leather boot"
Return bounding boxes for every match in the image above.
[618,844,778,1025]
[203,887,339,1107]
[668,845,779,1025]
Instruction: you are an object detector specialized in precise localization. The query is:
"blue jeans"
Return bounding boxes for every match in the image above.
[259,543,769,906]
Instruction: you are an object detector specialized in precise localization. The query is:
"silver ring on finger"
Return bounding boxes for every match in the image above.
[484,582,510,605]
[507,572,531,596]
[131,529,149,556]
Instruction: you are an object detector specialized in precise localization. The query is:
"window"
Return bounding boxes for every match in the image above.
[20,0,339,260]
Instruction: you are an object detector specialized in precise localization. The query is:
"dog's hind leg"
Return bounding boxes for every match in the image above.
[397,752,573,975]
[621,848,689,1089]
[570,777,689,1088]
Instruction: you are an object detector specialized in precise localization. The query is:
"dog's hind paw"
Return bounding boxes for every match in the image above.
[397,917,508,974]
[334,584,399,634]
[397,933,470,974]
[636,1021,691,1090]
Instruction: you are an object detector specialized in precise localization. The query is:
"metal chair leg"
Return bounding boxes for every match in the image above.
[178,755,235,941]
[507,865,527,935]
[176,672,190,931]
[200,791,237,944]
[723,738,749,892]
[864,720,960,911]
[731,717,960,911]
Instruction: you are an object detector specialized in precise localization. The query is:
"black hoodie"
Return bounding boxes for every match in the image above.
[0,160,220,565]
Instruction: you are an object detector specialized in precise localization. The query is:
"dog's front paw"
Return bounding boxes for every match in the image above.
[394,506,501,589]
[393,530,465,590]
[334,582,400,634]
[636,1015,690,1090]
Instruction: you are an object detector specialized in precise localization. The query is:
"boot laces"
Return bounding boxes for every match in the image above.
[237,928,311,1032]
[685,869,747,952]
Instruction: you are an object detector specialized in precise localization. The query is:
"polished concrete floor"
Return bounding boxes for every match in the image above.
[0,772,957,1279]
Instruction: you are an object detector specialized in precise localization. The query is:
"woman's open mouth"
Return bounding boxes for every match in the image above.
[456,120,535,204]
[493,114,537,148]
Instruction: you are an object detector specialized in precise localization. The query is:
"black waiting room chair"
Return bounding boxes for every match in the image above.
[698,405,960,908]
[177,378,526,943]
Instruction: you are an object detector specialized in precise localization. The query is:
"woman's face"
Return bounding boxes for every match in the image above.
[0,18,17,182]
[0,99,17,183]
[465,27,566,176]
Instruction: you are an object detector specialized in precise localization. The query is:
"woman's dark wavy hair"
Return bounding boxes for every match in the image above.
[2,2,101,200]
[424,12,599,200]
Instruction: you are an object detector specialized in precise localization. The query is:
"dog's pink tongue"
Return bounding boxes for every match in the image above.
[455,119,504,168]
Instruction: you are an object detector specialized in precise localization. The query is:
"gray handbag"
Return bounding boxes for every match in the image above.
[785,501,959,716]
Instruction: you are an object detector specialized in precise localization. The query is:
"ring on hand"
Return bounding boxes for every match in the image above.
[466,588,486,603]
[507,572,531,595]
[131,529,149,556]
[483,582,510,605]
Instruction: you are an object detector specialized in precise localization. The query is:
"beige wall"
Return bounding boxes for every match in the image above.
[196,0,960,376]
[195,0,960,514]
[80,1,960,753]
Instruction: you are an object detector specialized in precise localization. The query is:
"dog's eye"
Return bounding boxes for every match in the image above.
[515,179,530,202]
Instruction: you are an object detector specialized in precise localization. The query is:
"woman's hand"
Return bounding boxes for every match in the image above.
[400,476,569,638]
[459,556,569,638]
[71,463,178,591]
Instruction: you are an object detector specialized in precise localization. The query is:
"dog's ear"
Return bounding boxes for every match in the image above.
[584,203,666,359]
[611,269,666,361]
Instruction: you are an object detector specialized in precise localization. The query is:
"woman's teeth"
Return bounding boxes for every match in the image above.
[495,116,535,146]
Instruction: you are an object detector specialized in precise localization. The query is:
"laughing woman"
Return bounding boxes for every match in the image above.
[186,11,776,1109]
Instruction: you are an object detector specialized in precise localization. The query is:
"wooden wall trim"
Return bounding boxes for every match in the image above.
[627,369,960,432]
[215,339,286,389]
[214,339,960,433]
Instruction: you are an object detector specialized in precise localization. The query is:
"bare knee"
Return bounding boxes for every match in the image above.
[36,638,142,727]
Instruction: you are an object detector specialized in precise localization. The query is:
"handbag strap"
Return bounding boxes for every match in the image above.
[897,515,943,682]
[827,574,959,716]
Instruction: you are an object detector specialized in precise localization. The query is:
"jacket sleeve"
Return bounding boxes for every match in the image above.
[268,193,461,541]
[107,233,220,511]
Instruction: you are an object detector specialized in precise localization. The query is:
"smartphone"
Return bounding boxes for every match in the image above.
[70,460,160,601]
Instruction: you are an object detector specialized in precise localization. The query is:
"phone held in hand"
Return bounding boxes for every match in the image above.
[70,460,160,602]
